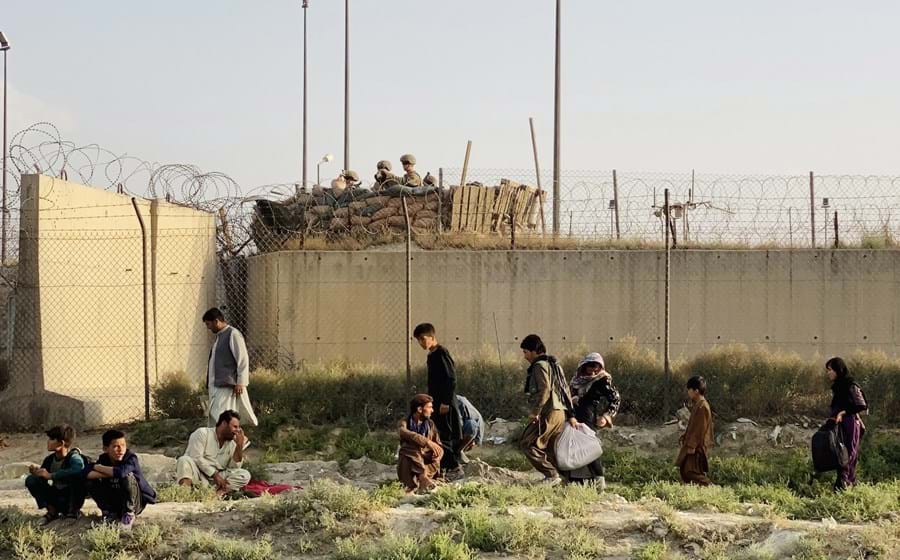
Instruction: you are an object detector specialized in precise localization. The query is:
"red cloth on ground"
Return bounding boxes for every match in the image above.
[243,479,302,497]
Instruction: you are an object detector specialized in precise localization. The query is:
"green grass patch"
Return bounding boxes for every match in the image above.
[185,530,275,560]
[248,479,381,531]
[155,482,219,503]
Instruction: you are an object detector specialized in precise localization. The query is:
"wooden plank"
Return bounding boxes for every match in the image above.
[471,186,484,232]
[491,182,509,232]
[450,186,463,232]
[459,187,472,231]
[480,187,495,233]
[526,189,543,229]
[517,186,535,226]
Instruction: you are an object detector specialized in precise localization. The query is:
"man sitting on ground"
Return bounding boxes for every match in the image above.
[397,394,444,494]
[176,410,251,496]
[84,429,157,529]
[25,424,87,524]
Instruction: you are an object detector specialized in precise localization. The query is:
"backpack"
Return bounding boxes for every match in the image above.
[811,420,849,472]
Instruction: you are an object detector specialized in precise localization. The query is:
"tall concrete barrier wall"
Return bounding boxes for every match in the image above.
[246,249,900,369]
[0,175,216,427]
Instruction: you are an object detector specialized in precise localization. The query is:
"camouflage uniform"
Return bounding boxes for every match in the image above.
[400,154,423,187]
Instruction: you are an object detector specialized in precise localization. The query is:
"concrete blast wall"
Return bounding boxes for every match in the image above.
[247,250,900,369]
[1,175,216,427]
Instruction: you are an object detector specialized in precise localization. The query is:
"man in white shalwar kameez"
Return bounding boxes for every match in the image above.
[202,307,258,427]
[176,410,251,495]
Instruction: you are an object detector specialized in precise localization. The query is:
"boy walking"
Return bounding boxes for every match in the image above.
[676,376,714,486]
[519,334,574,485]
[84,429,157,529]
[397,394,444,493]
[413,323,463,479]
[25,425,87,524]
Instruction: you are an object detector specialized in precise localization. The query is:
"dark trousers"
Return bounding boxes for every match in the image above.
[25,475,86,515]
[434,401,462,471]
[837,416,863,489]
[87,474,144,516]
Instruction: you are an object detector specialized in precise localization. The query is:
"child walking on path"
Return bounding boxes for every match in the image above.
[676,376,714,486]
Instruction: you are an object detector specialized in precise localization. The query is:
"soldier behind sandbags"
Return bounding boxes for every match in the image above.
[423,172,437,187]
[374,160,401,192]
[401,154,423,187]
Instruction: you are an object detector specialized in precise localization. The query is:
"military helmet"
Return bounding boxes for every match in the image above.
[377,160,392,171]
[400,154,416,165]
[342,170,360,183]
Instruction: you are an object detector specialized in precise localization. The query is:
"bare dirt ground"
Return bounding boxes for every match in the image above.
[0,420,895,559]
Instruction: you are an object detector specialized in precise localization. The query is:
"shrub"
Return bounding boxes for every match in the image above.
[250,479,379,531]
[184,530,275,560]
[81,524,122,560]
[449,507,547,553]
[152,371,204,419]
[680,344,821,419]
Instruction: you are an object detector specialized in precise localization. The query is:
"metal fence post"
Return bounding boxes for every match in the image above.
[401,196,412,390]
[131,198,151,421]
[612,169,621,240]
[663,188,672,418]
[834,210,839,248]
[809,171,816,248]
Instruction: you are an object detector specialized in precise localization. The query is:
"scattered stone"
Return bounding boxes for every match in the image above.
[507,506,553,519]
[266,461,351,486]
[0,462,32,480]
[675,407,691,423]
[485,419,520,442]
[136,454,177,485]
[736,417,759,426]
[343,457,395,485]
[755,530,804,556]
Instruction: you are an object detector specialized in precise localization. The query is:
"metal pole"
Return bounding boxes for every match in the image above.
[612,169,621,240]
[302,1,308,189]
[528,118,546,237]
[809,171,816,248]
[317,161,321,187]
[343,0,350,171]
[552,0,561,235]
[834,210,839,249]
[437,167,444,234]
[788,208,793,249]
[2,47,8,265]
[663,188,672,418]
[401,196,412,389]
[131,198,151,421]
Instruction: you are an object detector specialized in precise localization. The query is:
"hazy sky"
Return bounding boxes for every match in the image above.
[4,1,900,192]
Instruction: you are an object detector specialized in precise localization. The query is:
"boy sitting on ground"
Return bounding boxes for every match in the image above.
[397,394,444,494]
[25,424,87,524]
[84,429,157,529]
[676,376,714,486]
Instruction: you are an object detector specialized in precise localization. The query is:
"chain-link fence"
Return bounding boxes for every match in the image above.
[3,125,900,427]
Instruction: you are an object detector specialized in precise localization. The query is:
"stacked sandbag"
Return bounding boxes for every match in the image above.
[250,186,452,251]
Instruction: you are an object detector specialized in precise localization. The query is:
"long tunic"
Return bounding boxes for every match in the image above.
[397,417,443,491]
[207,326,258,426]
[676,397,714,485]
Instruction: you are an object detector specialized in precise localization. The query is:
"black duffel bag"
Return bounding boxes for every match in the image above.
[811,419,849,472]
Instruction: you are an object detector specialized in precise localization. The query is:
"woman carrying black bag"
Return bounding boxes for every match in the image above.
[825,357,868,490]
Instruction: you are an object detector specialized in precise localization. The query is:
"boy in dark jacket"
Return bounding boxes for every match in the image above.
[84,429,156,529]
[25,424,86,524]
[414,323,463,479]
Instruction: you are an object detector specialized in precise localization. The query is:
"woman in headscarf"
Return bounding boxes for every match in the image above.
[826,357,868,490]
[565,352,621,488]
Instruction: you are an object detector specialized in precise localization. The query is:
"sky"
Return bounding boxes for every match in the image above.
[3,1,900,193]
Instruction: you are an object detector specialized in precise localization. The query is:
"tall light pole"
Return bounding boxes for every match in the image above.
[1,31,10,266]
[343,0,350,171]
[302,1,309,189]
[317,153,333,187]
[552,0,561,235]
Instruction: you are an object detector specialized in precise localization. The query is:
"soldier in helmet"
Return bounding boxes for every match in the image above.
[374,160,401,192]
[342,170,361,188]
[400,154,423,187]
